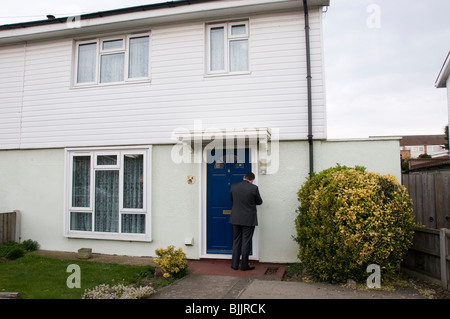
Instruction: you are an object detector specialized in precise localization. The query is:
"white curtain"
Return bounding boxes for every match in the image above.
[95,170,119,232]
[210,27,225,71]
[122,154,145,234]
[122,214,145,234]
[77,43,97,83]
[100,53,124,83]
[71,156,91,231]
[230,39,248,72]
[128,36,149,78]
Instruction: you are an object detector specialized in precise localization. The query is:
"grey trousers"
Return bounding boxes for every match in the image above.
[231,225,255,269]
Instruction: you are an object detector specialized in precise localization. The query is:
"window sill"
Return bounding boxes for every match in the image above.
[71,78,151,89]
[204,71,251,78]
[65,231,152,242]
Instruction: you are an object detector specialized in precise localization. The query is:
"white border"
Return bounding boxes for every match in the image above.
[199,145,259,260]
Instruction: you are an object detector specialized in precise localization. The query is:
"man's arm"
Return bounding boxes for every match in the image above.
[254,187,263,205]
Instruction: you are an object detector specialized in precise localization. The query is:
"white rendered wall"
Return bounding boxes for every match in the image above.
[0,139,400,262]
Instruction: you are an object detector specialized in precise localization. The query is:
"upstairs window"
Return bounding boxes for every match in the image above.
[75,33,150,86]
[206,21,249,75]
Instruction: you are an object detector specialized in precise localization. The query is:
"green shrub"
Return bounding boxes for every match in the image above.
[6,246,25,260]
[0,242,26,260]
[294,165,415,283]
[21,239,40,251]
[0,239,40,260]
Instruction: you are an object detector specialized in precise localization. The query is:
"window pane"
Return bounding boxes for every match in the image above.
[230,39,248,72]
[97,155,117,166]
[102,39,123,50]
[129,36,149,78]
[72,156,90,207]
[210,27,225,71]
[77,43,97,83]
[100,53,124,83]
[231,24,246,35]
[70,212,92,231]
[122,214,145,234]
[95,171,119,232]
[123,154,144,209]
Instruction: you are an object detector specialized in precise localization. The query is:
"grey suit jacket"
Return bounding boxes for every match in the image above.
[229,180,263,226]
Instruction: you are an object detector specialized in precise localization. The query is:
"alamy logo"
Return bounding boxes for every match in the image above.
[366,264,381,288]
[66,264,81,288]
[366,4,381,29]
[65,4,82,29]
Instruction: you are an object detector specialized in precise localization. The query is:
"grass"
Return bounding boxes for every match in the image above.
[0,252,156,299]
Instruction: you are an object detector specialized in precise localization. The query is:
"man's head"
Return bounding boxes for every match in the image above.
[243,172,255,183]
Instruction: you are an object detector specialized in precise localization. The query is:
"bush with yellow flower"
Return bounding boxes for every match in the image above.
[154,245,188,279]
[294,165,415,283]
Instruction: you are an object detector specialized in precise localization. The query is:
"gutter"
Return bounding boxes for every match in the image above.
[303,0,314,177]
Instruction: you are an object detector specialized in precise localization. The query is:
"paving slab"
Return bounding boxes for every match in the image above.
[151,275,250,299]
[151,274,425,299]
[239,279,425,299]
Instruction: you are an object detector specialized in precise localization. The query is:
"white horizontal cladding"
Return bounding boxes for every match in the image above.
[0,44,24,149]
[1,8,327,150]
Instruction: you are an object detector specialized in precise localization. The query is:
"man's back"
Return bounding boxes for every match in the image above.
[229,180,263,226]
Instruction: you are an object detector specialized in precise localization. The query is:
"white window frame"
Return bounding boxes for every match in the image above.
[64,146,152,242]
[206,20,250,76]
[73,33,151,87]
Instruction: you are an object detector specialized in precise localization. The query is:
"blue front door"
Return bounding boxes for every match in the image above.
[206,149,251,254]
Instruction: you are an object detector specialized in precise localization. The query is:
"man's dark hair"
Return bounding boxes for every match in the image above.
[244,172,255,181]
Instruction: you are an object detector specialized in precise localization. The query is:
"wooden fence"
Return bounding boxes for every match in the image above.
[0,211,20,245]
[402,172,450,229]
[402,227,450,290]
[401,172,450,290]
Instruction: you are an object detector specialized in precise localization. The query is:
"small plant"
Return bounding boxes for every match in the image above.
[154,245,188,279]
[21,239,40,251]
[0,239,40,261]
[5,246,25,260]
[82,284,154,299]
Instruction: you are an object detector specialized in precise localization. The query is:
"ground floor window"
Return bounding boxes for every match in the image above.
[65,146,151,241]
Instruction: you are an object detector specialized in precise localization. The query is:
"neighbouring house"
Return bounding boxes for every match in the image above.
[371,134,448,160]
[399,135,448,159]
[0,0,402,263]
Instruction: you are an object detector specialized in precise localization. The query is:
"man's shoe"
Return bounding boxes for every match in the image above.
[231,266,239,270]
[241,266,255,271]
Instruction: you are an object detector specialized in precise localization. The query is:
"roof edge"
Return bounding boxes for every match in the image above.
[436,51,450,88]
[0,0,214,31]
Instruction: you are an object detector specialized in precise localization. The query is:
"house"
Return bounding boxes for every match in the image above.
[371,135,448,159]
[0,0,402,263]
[399,135,448,159]
[436,51,450,157]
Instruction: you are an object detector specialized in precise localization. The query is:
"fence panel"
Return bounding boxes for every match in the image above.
[0,211,19,245]
[402,227,450,290]
[402,172,450,229]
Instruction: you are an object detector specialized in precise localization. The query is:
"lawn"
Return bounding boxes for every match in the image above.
[0,252,155,299]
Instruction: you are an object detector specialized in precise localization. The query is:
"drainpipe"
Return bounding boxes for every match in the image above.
[303,0,314,177]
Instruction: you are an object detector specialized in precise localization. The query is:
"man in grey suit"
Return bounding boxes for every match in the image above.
[229,172,263,271]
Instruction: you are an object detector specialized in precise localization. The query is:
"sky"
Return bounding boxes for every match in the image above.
[1,0,449,139]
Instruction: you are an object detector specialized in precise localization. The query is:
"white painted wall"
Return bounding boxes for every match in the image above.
[0,139,401,262]
[0,9,326,150]
[256,138,402,263]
